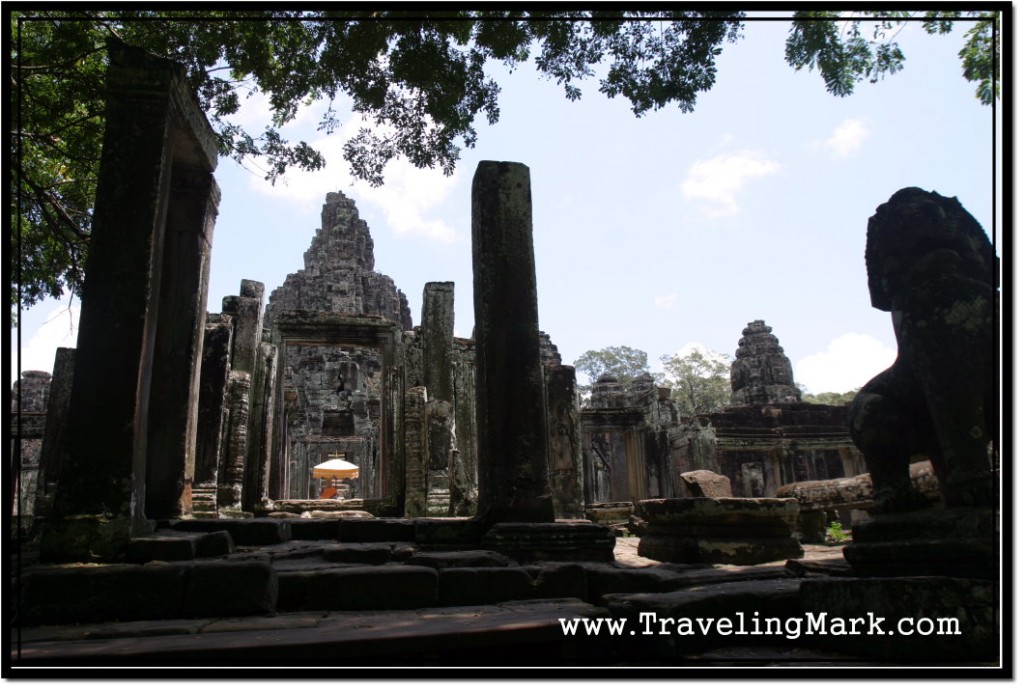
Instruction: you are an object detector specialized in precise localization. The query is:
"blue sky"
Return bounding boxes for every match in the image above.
[13,16,1002,396]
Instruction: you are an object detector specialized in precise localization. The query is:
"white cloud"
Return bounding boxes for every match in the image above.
[681,150,780,218]
[14,301,79,381]
[245,131,459,243]
[824,118,869,158]
[794,333,896,394]
[671,342,732,364]
[654,293,679,310]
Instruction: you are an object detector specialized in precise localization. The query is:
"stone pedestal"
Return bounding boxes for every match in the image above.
[471,161,554,525]
[481,522,615,562]
[843,506,996,579]
[637,498,803,565]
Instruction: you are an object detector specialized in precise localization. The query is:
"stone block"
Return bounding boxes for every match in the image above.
[585,502,634,526]
[637,498,802,565]
[336,518,415,543]
[322,543,415,565]
[680,469,733,498]
[17,563,188,625]
[126,532,201,562]
[412,518,483,547]
[481,522,616,562]
[799,577,996,661]
[438,567,536,606]
[195,530,234,557]
[844,506,996,578]
[406,550,514,568]
[165,518,291,545]
[529,563,588,601]
[182,561,277,618]
[282,518,341,541]
[580,563,691,602]
[277,565,438,611]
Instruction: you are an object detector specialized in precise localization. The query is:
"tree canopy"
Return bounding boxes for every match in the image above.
[573,345,651,396]
[801,388,860,407]
[657,349,733,417]
[10,10,1000,319]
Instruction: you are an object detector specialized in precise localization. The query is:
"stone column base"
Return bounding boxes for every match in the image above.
[843,506,996,579]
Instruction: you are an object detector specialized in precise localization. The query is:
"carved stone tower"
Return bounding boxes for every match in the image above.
[729,320,802,406]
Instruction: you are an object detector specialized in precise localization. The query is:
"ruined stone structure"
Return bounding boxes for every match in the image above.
[12,35,998,668]
[668,320,865,499]
[578,320,865,521]
[39,40,221,561]
[581,374,679,507]
[251,187,584,521]
[262,193,410,512]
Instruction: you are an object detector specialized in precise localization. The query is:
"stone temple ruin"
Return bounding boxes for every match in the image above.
[8,42,1000,669]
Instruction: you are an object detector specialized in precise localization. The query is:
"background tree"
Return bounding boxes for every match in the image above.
[11,10,1000,319]
[658,349,733,417]
[573,345,651,397]
[801,388,860,407]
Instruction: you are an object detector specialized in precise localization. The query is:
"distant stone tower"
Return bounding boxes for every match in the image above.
[729,320,802,406]
[265,191,412,330]
[265,191,413,499]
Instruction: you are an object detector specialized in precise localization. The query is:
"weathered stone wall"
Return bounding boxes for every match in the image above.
[671,403,866,499]
[11,371,51,517]
[581,374,678,505]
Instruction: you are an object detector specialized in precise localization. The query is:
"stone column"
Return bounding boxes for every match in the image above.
[546,365,584,519]
[145,171,219,519]
[35,348,75,517]
[218,373,251,513]
[226,281,265,375]
[403,387,429,516]
[421,282,456,515]
[471,161,554,525]
[217,281,265,515]
[42,41,219,561]
[193,315,233,494]
[243,342,278,511]
[421,282,455,401]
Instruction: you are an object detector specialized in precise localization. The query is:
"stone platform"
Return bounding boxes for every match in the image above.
[8,523,1001,671]
[636,498,803,565]
[843,506,996,579]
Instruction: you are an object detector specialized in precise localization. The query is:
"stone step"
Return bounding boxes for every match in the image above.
[11,599,612,666]
[15,561,276,627]
[162,518,291,546]
[127,530,234,562]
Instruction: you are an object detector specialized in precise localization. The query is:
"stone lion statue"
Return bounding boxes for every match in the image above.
[848,187,996,513]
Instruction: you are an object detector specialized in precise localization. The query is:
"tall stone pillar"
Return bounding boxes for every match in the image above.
[34,348,75,518]
[244,342,278,511]
[42,40,220,562]
[404,387,429,517]
[145,171,219,519]
[217,281,265,515]
[192,314,233,516]
[421,282,455,401]
[471,161,554,525]
[546,365,584,519]
[421,281,457,515]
